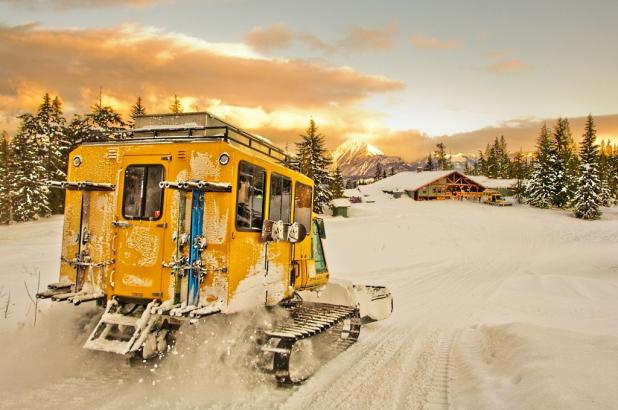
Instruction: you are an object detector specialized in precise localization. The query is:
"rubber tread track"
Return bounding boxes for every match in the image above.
[261,301,361,385]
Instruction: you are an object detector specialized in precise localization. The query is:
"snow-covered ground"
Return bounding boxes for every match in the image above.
[1,194,618,409]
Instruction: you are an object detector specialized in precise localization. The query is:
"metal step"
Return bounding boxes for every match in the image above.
[83,299,159,355]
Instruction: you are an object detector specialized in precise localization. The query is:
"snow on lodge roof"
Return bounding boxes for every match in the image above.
[367,170,468,192]
[469,176,517,189]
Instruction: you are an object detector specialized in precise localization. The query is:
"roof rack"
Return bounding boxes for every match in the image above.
[103,112,295,166]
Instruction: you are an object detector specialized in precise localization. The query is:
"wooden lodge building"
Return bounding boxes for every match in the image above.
[373,170,486,201]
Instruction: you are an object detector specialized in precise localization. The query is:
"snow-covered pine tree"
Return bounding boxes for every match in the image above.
[33,95,69,213]
[552,118,579,208]
[510,150,530,203]
[169,94,183,114]
[68,101,127,144]
[526,124,558,208]
[296,119,333,213]
[0,133,11,224]
[9,114,51,221]
[477,150,486,175]
[424,153,434,171]
[129,96,147,127]
[496,136,511,178]
[597,140,614,206]
[574,115,602,220]
[330,167,345,199]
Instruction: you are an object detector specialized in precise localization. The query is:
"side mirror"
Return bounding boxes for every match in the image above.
[315,218,326,239]
[287,222,307,243]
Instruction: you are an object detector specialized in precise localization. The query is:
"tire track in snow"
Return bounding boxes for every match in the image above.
[423,330,458,410]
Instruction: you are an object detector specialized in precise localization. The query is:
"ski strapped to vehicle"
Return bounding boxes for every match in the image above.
[257,301,361,384]
[159,179,232,310]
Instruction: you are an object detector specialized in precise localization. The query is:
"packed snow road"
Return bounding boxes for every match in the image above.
[1,195,618,409]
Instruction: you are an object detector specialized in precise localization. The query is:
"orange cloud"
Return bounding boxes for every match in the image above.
[244,22,397,54]
[410,34,460,50]
[340,23,397,52]
[486,59,531,73]
[244,23,295,53]
[0,23,403,140]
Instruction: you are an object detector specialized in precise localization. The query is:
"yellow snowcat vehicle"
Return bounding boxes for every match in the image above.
[481,189,512,206]
[37,112,392,384]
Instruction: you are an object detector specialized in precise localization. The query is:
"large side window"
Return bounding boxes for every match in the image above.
[269,174,292,224]
[122,165,165,220]
[236,161,266,230]
[293,182,312,233]
[312,221,327,273]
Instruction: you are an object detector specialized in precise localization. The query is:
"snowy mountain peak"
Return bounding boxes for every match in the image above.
[332,138,412,180]
[332,139,384,163]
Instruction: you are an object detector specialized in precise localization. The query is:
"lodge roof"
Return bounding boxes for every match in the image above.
[368,170,484,192]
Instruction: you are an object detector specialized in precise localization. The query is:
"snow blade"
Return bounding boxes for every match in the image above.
[299,279,393,322]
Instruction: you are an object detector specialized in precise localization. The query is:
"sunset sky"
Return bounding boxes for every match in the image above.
[1,0,617,159]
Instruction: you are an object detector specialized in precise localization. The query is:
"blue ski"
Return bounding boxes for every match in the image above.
[187,188,204,306]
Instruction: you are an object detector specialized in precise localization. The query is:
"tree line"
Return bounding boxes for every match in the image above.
[0,93,345,223]
[463,116,617,220]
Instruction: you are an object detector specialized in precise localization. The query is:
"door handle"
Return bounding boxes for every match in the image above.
[156,223,168,228]
[112,221,131,228]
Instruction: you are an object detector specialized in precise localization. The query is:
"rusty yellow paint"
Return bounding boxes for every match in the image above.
[57,138,328,312]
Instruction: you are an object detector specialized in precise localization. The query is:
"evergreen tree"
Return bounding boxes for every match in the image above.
[9,114,51,221]
[510,150,529,203]
[496,136,511,178]
[477,150,486,176]
[169,94,183,114]
[330,167,345,199]
[484,143,496,177]
[0,133,11,224]
[424,153,434,171]
[296,119,333,213]
[597,140,614,206]
[552,118,579,208]
[129,96,147,126]
[526,124,558,208]
[463,159,472,175]
[375,163,383,180]
[434,142,452,170]
[574,115,601,219]
[68,100,126,144]
[37,95,69,213]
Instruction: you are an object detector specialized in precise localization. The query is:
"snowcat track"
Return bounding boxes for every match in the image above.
[259,301,361,385]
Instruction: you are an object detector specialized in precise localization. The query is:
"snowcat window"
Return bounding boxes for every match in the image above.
[293,182,312,234]
[312,221,327,273]
[122,165,165,220]
[236,161,266,231]
[269,174,292,223]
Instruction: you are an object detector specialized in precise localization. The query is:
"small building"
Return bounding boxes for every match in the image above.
[330,198,352,217]
[370,170,485,201]
[469,176,517,197]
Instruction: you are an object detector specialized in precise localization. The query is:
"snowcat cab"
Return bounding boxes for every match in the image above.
[37,112,393,384]
[481,189,512,206]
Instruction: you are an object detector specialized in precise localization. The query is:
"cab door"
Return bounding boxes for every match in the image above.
[114,156,168,299]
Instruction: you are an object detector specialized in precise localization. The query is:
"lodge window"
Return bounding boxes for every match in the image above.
[122,165,165,220]
[269,174,292,224]
[236,161,266,231]
[293,182,312,234]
